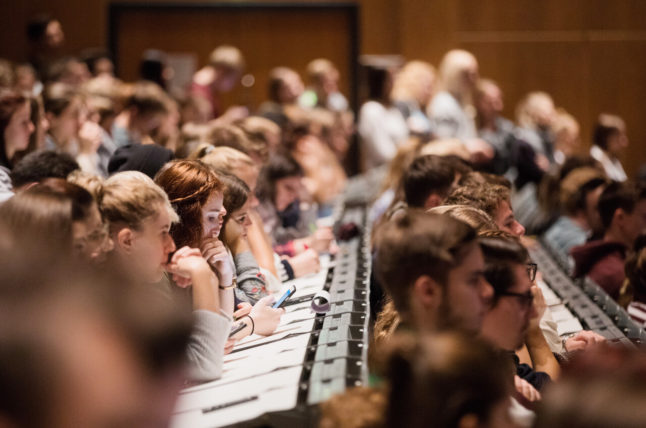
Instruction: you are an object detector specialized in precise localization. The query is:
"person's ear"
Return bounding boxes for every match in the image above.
[412,275,442,311]
[457,414,479,428]
[423,193,443,210]
[116,228,135,253]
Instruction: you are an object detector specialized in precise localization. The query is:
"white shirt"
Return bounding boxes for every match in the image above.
[358,101,409,170]
[591,145,627,182]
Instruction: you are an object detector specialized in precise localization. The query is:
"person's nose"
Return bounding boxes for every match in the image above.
[514,221,526,237]
[480,277,494,305]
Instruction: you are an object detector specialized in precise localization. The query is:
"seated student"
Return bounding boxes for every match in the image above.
[390,60,435,139]
[572,181,646,300]
[10,149,79,192]
[0,260,162,428]
[112,81,169,147]
[542,167,607,265]
[38,178,113,264]
[207,122,268,165]
[474,78,518,176]
[82,75,123,176]
[402,154,456,209]
[445,177,526,236]
[235,115,282,158]
[373,209,493,335]
[382,332,515,428]
[154,160,282,336]
[0,89,35,201]
[0,184,76,253]
[299,58,349,113]
[256,154,335,255]
[625,234,646,324]
[215,171,269,304]
[479,233,559,395]
[99,171,230,381]
[200,147,320,287]
[190,45,246,121]
[42,82,83,154]
[0,231,195,428]
[280,107,348,207]
[257,67,304,128]
[590,113,629,182]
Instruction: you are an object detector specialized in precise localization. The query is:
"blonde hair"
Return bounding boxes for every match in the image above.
[209,45,245,72]
[99,171,178,231]
[391,60,436,107]
[428,204,498,233]
[515,91,555,129]
[200,146,256,172]
[438,50,477,101]
[306,58,337,84]
[67,170,104,200]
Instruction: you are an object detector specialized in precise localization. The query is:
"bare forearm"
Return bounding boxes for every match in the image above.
[526,325,561,380]
[190,266,220,312]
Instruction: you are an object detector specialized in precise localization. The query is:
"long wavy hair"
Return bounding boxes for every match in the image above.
[154,160,222,249]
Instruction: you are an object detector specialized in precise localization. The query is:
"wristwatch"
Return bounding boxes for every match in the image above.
[219,277,237,290]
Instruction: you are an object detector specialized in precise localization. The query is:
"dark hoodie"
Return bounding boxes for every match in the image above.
[570,240,627,300]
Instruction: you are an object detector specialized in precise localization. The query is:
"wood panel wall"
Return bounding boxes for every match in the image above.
[1,0,645,176]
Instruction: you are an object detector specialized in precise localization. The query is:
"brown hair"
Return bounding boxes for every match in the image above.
[318,386,386,428]
[0,185,74,251]
[0,89,29,167]
[39,177,95,223]
[373,209,477,316]
[444,181,510,218]
[154,160,222,248]
[42,82,78,116]
[122,81,169,116]
[216,170,250,244]
[384,332,512,428]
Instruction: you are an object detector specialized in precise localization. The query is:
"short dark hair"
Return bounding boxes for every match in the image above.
[11,150,79,189]
[403,155,454,208]
[26,15,53,43]
[374,209,477,315]
[479,231,528,304]
[598,181,646,231]
[593,114,625,151]
[256,154,303,204]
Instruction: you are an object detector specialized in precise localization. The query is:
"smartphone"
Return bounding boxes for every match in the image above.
[273,285,297,309]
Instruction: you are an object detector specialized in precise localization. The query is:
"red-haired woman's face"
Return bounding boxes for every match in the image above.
[201,191,226,241]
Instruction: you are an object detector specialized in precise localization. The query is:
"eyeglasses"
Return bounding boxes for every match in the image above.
[73,223,110,253]
[527,263,537,282]
[498,290,534,309]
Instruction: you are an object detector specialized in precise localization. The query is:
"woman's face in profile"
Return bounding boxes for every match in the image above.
[274,176,301,212]
[201,191,226,240]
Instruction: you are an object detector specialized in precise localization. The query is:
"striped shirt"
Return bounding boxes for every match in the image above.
[627,301,646,327]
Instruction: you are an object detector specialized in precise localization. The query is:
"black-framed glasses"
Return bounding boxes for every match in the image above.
[527,263,537,282]
[498,290,534,308]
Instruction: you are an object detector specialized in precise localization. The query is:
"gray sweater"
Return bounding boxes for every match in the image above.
[233,250,268,305]
[158,274,231,382]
